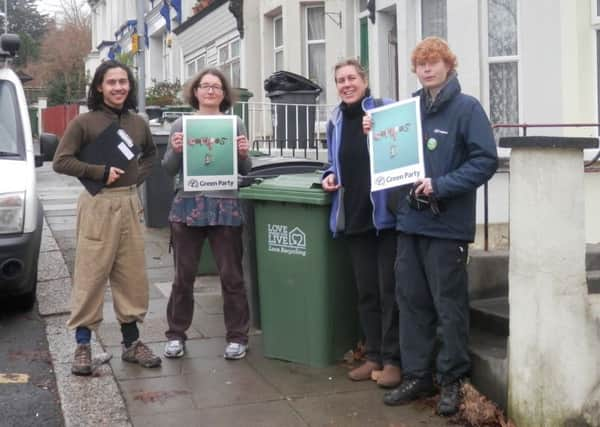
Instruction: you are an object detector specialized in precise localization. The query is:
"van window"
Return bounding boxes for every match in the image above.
[0,80,24,158]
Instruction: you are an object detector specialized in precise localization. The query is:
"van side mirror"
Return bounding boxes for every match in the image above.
[39,133,58,164]
[0,34,20,58]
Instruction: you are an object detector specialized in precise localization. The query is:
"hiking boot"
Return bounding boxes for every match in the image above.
[71,343,92,376]
[164,340,185,358]
[122,340,162,368]
[437,380,462,416]
[377,364,402,388]
[223,342,247,360]
[383,377,436,406]
[348,360,381,381]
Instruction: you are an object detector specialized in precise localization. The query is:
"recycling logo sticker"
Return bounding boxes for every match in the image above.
[267,224,307,256]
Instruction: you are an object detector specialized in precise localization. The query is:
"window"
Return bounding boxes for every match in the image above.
[186,55,206,79]
[274,16,283,72]
[305,5,326,103]
[488,0,519,137]
[597,31,600,125]
[592,0,600,24]
[421,0,447,40]
[0,81,22,156]
[218,39,241,88]
[162,35,170,80]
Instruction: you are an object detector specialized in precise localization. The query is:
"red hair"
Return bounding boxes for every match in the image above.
[411,37,457,73]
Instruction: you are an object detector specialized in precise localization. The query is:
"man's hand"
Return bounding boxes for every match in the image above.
[414,177,434,196]
[321,173,341,192]
[106,167,124,185]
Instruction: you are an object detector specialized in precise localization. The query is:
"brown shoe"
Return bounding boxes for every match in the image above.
[71,343,92,376]
[377,364,402,388]
[122,340,161,368]
[348,360,382,381]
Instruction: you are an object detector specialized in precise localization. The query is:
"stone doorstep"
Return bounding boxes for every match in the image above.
[469,327,508,411]
[588,270,600,294]
[468,246,600,299]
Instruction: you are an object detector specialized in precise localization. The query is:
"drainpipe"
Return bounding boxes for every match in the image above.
[136,0,146,115]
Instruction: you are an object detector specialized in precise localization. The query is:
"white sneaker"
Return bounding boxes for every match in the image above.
[164,340,185,358]
[224,342,247,360]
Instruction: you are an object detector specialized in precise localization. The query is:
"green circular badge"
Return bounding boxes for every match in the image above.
[426,137,438,151]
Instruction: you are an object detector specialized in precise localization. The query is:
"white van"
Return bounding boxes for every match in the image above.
[0,34,57,309]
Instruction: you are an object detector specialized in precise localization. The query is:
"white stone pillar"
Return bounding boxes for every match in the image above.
[501,136,600,426]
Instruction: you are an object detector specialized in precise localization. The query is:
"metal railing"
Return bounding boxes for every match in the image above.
[160,101,337,160]
[234,101,336,160]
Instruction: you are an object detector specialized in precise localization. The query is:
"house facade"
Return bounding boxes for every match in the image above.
[83,0,600,245]
[85,1,599,138]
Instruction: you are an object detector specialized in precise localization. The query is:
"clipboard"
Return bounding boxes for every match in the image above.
[77,122,140,195]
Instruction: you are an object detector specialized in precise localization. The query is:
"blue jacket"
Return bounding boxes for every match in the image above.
[395,74,498,242]
[323,96,397,235]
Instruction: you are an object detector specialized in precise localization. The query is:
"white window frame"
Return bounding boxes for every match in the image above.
[273,15,284,72]
[162,34,171,80]
[592,6,600,135]
[304,4,326,102]
[593,0,600,25]
[418,0,447,40]
[482,0,521,148]
[217,38,241,88]
[186,54,206,80]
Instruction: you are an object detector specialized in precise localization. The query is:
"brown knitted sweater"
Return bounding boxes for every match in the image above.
[52,106,156,187]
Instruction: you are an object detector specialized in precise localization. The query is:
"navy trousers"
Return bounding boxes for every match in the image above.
[395,232,470,385]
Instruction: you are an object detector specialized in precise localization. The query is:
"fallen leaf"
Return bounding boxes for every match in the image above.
[133,390,191,404]
[448,382,516,427]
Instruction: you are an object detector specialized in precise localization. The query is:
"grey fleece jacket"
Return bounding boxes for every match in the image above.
[161,115,252,198]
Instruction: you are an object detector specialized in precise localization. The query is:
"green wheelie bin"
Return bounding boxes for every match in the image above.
[239,173,358,367]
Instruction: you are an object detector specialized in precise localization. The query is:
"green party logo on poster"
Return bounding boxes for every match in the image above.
[183,115,237,191]
[368,97,425,192]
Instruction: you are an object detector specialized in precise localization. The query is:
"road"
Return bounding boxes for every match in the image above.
[0,299,63,427]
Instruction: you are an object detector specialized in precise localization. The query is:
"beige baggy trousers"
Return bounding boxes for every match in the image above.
[67,185,149,330]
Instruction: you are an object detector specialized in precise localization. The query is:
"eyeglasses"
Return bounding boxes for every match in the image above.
[197,84,223,93]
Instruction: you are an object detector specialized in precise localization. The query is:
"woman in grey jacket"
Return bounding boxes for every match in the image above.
[162,68,252,360]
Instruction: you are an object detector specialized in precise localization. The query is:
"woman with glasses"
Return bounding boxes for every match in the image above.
[162,68,252,360]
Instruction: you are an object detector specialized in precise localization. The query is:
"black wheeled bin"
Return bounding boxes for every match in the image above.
[142,128,174,228]
[264,71,321,150]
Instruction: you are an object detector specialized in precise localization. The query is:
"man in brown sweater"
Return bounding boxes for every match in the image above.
[53,60,161,375]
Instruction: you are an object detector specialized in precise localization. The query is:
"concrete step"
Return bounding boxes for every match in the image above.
[588,270,600,293]
[469,327,507,410]
[586,244,600,270]
[466,246,600,411]
[468,245,600,298]
[470,296,508,337]
[467,249,508,300]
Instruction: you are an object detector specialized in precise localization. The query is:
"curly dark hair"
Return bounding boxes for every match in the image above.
[87,60,138,111]
[183,68,234,112]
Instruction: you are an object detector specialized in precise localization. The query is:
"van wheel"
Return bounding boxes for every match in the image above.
[16,268,37,311]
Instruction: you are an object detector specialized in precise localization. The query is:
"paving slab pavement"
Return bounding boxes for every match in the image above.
[36,164,452,426]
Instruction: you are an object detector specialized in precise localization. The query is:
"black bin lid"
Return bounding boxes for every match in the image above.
[264,70,322,94]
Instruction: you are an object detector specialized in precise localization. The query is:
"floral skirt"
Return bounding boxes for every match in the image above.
[168,194,243,227]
